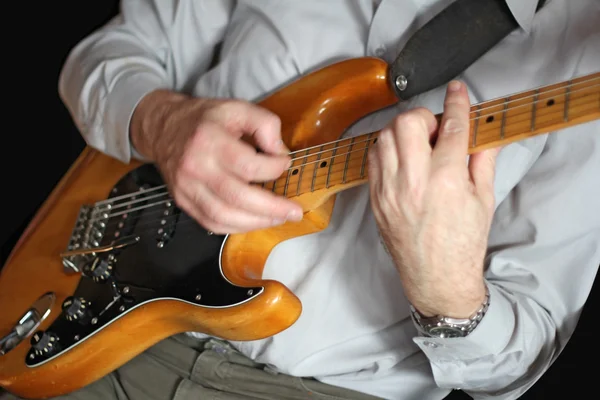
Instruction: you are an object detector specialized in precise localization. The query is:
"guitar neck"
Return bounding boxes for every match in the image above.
[264,72,600,198]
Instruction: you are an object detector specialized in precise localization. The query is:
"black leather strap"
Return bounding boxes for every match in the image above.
[388,0,547,100]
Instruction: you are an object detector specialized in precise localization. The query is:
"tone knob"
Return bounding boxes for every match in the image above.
[89,257,113,282]
[30,330,60,356]
[62,296,93,323]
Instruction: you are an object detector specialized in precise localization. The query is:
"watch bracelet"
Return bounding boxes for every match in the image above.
[409,284,491,338]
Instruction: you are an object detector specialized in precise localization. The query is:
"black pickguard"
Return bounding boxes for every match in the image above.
[25,165,263,367]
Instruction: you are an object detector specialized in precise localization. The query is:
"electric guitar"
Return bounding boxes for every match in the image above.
[0,57,598,398]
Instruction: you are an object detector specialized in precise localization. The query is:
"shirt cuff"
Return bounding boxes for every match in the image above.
[412,281,515,362]
[102,71,168,163]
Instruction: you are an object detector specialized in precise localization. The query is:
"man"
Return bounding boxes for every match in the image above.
[9,0,599,399]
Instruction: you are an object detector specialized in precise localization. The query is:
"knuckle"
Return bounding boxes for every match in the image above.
[262,112,282,133]
[204,202,226,226]
[441,117,465,135]
[433,170,461,192]
[213,179,242,206]
[237,160,259,181]
[392,112,422,132]
[179,154,198,176]
[192,124,213,149]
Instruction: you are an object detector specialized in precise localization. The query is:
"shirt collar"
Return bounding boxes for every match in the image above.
[504,0,542,33]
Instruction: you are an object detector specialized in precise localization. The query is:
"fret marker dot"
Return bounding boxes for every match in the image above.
[486,116,494,123]
[320,161,327,168]
[546,99,555,106]
[291,169,299,176]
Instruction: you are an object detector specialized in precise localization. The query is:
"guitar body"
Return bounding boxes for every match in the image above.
[0,57,398,399]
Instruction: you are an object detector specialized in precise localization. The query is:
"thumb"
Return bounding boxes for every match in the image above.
[236,102,290,156]
[468,147,501,210]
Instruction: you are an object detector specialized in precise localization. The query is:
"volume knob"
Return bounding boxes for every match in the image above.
[89,257,113,282]
[30,330,60,356]
[62,296,93,323]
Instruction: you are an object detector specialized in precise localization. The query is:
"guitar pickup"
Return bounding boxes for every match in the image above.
[156,201,181,248]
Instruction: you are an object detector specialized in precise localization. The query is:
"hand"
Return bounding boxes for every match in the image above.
[130,90,303,234]
[368,81,499,318]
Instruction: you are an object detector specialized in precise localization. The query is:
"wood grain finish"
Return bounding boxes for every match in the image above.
[0,57,398,399]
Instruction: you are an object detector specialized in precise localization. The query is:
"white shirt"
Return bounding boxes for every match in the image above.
[58,1,600,399]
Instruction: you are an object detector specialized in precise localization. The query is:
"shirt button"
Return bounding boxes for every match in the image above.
[374,45,386,57]
[423,341,438,348]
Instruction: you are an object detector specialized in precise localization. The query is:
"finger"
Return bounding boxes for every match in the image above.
[367,139,382,185]
[228,101,290,155]
[175,191,241,234]
[214,131,292,182]
[468,147,501,211]
[432,81,471,165]
[390,107,438,171]
[371,127,399,182]
[205,171,304,222]
[179,184,292,234]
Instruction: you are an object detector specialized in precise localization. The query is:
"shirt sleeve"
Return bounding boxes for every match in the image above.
[412,107,600,397]
[58,0,235,163]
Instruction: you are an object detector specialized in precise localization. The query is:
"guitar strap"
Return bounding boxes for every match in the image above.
[388,0,547,100]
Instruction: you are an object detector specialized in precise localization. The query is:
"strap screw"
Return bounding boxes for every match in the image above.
[395,75,408,91]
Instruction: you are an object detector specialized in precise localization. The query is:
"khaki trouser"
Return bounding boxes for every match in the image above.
[1,334,383,400]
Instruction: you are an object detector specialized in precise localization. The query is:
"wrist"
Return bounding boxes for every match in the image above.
[410,279,487,319]
[410,283,490,339]
[130,89,190,161]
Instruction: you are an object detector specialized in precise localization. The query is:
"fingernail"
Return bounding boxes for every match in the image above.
[286,209,303,222]
[448,80,462,92]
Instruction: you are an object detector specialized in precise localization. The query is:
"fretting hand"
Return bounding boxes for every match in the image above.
[130,90,303,234]
[368,81,500,318]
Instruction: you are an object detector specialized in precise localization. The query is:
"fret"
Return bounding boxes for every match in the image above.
[282,161,292,197]
[472,105,480,148]
[360,133,373,179]
[564,81,571,122]
[500,98,508,140]
[531,89,539,132]
[296,149,309,196]
[271,175,277,193]
[325,141,339,188]
[310,145,324,192]
[342,137,355,184]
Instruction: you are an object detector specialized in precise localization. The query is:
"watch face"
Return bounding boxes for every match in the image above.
[427,326,466,338]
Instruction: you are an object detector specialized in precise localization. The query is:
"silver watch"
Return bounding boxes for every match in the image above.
[410,285,490,338]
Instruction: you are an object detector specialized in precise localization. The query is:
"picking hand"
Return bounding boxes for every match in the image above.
[131,91,303,234]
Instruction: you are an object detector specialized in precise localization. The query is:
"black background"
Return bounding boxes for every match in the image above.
[1,1,597,399]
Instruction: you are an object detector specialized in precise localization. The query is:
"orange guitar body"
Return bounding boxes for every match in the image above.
[0,57,398,399]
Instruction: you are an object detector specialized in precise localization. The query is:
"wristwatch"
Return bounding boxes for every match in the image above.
[410,285,490,339]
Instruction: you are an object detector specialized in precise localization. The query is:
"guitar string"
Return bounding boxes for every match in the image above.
[88,85,600,230]
[89,84,600,221]
[92,81,599,211]
[101,78,600,208]
[84,94,600,243]
[82,87,600,250]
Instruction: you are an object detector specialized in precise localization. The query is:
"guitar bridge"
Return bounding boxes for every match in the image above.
[62,204,108,274]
